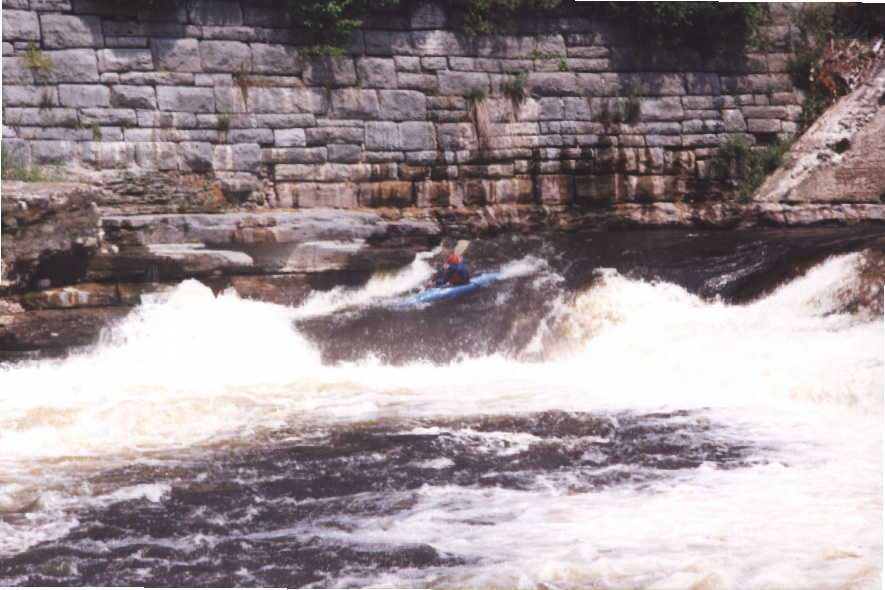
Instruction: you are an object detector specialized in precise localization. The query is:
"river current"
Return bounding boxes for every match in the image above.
[0,228,882,589]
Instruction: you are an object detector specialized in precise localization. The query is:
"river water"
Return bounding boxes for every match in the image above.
[0,228,882,589]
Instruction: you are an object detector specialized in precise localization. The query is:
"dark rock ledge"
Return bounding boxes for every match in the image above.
[0,182,441,359]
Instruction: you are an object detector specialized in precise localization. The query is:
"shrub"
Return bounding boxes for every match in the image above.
[466,85,487,101]
[711,139,791,200]
[500,73,527,103]
[596,2,766,53]
[1,144,51,183]
[22,41,52,71]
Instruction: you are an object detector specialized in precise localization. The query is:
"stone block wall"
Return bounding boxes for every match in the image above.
[2,0,804,209]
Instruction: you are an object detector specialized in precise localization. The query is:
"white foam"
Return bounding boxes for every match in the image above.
[0,252,879,585]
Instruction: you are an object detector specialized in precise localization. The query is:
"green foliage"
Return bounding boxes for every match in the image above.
[598,2,765,53]
[285,0,765,56]
[712,139,791,200]
[448,0,561,37]
[466,85,487,101]
[623,85,646,125]
[790,3,883,132]
[500,73,527,102]
[1,144,51,183]
[91,124,102,140]
[22,41,52,71]
[287,0,399,49]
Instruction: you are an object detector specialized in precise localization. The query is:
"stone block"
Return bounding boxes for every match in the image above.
[33,49,100,84]
[356,57,397,88]
[412,30,466,56]
[119,72,194,85]
[274,128,306,147]
[490,177,533,204]
[358,181,414,208]
[303,56,357,86]
[31,140,76,165]
[178,141,214,171]
[721,109,747,132]
[421,57,446,71]
[110,85,155,110]
[79,108,137,126]
[331,88,380,120]
[58,84,110,107]
[328,144,361,163]
[247,87,325,114]
[526,72,577,96]
[152,38,202,72]
[79,141,135,169]
[639,97,684,121]
[262,147,327,164]
[378,89,427,121]
[257,114,317,128]
[157,86,215,112]
[747,119,782,133]
[213,143,261,171]
[1,86,54,107]
[3,10,40,41]
[290,183,357,209]
[395,56,420,72]
[437,123,476,150]
[97,48,154,72]
[439,71,490,96]
[305,126,364,146]
[684,72,721,95]
[742,105,789,119]
[476,34,565,59]
[227,128,274,144]
[2,57,33,84]
[135,142,179,170]
[397,73,438,92]
[365,121,401,150]
[416,180,455,207]
[200,40,251,72]
[251,43,301,75]
[538,98,564,120]
[187,0,243,26]
[214,86,247,113]
[3,107,78,127]
[41,14,103,48]
[364,30,413,56]
[400,121,436,151]
[201,26,257,42]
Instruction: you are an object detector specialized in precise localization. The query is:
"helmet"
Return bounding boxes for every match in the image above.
[447,253,461,265]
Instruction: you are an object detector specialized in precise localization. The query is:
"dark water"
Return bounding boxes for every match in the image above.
[1,410,763,588]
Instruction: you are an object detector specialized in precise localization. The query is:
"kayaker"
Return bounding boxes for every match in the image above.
[435,253,470,287]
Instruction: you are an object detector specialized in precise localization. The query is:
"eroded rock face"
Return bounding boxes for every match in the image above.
[0,187,443,357]
[756,59,885,206]
[1,182,106,293]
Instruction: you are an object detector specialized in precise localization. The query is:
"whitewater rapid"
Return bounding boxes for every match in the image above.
[0,249,881,588]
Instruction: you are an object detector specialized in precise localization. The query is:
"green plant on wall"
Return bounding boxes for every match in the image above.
[711,139,791,201]
[22,41,52,71]
[501,73,527,103]
[1,144,51,182]
[789,3,885,131]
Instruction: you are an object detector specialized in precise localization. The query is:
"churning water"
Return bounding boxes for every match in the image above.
[0,229,882,589]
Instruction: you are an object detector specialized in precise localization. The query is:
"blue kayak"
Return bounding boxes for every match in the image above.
[392,272,502,307]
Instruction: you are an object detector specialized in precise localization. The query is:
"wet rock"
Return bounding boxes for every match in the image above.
[0,306,131,354]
